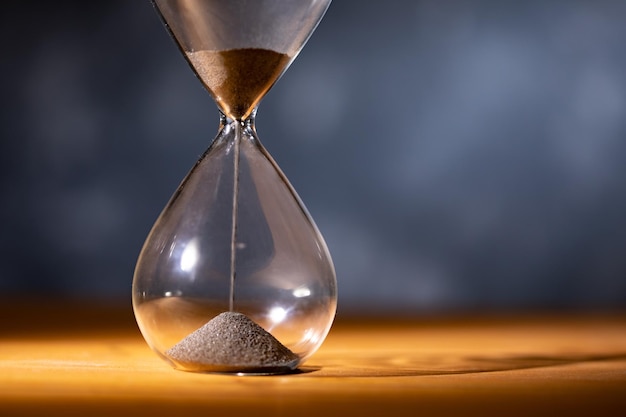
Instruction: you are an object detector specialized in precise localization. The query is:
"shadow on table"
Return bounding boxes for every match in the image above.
[299,353,626,378]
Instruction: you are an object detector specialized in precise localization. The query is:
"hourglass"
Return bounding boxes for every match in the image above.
[132,0,337,374]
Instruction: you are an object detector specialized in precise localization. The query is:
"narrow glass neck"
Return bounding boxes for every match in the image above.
[219,108,257,129]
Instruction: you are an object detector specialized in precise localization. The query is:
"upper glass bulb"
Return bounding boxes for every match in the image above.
[153,0,332,119]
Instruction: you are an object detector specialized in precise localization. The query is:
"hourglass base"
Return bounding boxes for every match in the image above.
[168,362,301,376]
[168,355,301,375]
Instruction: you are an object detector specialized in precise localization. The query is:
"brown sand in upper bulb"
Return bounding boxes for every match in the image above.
[166,311,299,373]
[187,48,291,120]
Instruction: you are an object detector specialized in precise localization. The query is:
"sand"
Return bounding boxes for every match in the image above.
[187,48,290,120]
[166,311,299,373]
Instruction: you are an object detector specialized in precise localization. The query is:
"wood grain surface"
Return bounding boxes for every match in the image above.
[1,301,625,416]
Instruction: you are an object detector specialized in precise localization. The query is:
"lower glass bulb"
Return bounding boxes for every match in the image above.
[132,114,337,374]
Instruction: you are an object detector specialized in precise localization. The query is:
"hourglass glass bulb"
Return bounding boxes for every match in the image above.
[133,114,336,373]
[151,0,332,120]
[133,0,336,374]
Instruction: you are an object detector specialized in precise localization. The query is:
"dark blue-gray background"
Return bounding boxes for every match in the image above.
[2,1,626,313]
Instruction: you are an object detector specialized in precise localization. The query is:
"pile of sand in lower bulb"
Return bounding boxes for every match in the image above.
[166,311,299,373]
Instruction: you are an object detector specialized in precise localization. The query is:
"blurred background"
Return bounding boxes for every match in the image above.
[2,0,626,315]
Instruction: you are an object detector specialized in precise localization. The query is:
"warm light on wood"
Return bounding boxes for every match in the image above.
[1,303,625,416]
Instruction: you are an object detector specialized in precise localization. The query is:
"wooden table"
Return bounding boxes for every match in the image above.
[1,301,625,416]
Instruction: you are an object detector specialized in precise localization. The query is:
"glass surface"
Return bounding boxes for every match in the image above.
[133,0,336,375]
